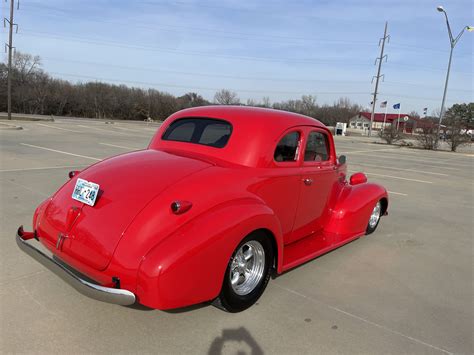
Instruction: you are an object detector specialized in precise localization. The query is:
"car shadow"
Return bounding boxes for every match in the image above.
[208,327,263,355]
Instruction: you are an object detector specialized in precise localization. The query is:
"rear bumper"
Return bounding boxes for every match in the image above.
[16,226,136,306]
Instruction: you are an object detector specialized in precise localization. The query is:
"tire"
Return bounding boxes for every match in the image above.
[214,232,273,313]
[366,200,382,235]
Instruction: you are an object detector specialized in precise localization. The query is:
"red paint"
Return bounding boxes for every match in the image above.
[26,106,388,310]
[350,172,368,185]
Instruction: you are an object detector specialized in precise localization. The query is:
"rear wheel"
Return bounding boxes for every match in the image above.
[366,200,382,235]
[214,232,273,312]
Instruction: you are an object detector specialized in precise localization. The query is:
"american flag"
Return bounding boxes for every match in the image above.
[380,101,387,108]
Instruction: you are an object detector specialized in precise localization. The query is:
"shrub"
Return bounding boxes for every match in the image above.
[379,126,402,145]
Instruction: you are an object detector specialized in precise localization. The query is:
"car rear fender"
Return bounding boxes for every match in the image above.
[325,182,388,240]
[136,198,282,310]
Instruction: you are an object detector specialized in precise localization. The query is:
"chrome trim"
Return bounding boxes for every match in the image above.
[16,228,136,306]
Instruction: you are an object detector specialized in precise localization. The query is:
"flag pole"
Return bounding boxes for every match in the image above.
[382,104,388,132]
[396,106,401,131]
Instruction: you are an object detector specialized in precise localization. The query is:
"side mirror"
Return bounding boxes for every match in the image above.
[350,172,367,186]
[338,155,346,165]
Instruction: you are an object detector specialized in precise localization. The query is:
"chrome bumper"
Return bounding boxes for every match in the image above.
[16,226,136,306]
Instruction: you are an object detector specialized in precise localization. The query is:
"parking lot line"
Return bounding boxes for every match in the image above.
[387,191,408,196]
[36,123,80,133]
[99,142,140,150]
[373,150,467,165]
[349,153,461,170]
[350,163,449,177]
[20,143,102,161]
[2,179,50,197]
[0,165,87,173]
[365,172,432,184]
[76,124,129,135]
[273,283,453,355]
[348,169,432,184]
[340,148,399,154]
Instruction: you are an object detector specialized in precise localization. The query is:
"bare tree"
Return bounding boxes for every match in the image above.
[214,89,240,105]
[416,127,438,150]
[262,96,271,108]
[379,125,402,145]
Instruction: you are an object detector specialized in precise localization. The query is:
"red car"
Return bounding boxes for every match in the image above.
[17,106,388,312]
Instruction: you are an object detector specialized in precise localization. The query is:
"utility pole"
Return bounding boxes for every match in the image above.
[434,6,472,149]
[4,0,19,120]
[369,21,389,137]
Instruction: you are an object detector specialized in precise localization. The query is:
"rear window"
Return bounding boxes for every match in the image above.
[162,118,232,148]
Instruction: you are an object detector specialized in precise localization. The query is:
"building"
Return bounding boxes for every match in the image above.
[348,112,442,134]
[348,112,411,131]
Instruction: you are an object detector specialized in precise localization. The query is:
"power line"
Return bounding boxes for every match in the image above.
[46,71,465,104]
[40,57,368,84]
[15,30,472,75]
[48,71,371,96]
[39,56,472,93]
[20,2,472,56]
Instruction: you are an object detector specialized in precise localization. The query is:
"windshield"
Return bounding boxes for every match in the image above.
[162,118,232,148]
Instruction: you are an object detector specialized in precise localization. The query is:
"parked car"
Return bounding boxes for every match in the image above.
[17,106,388,312]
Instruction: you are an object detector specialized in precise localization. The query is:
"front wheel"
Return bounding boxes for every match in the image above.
[214,232,273,312]
[366,200,382,235]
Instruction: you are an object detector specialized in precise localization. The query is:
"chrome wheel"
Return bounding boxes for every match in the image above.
[229,240,266,296]
[369,201,381,229]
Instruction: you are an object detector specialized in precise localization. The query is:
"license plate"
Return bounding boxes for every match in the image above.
[72,178,100,206]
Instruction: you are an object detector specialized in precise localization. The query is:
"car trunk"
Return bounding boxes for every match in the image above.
[38,149,211,271]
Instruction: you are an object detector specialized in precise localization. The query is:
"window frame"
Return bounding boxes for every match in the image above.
[301,128,333,167]
[272,129,303,166]
[161,117,233,148]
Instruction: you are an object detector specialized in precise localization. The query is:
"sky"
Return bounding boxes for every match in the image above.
[1,0,473,115]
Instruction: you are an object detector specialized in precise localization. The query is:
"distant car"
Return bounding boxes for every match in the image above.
[17,106,388,312]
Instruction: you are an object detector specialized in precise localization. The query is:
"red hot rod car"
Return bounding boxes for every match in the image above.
[17,106,388,312]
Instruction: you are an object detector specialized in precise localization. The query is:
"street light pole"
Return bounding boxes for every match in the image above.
[435,6,472,148]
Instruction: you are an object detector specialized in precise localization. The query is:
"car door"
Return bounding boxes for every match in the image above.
[289,127,337,245]
[253,129,303,245]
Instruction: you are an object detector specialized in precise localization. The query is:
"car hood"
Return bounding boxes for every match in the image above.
[38,149,212,271]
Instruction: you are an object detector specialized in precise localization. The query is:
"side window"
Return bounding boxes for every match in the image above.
[274,131,300,162]
[304,131,330,162]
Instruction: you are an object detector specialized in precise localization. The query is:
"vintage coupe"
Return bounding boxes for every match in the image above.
[17,106,388,312]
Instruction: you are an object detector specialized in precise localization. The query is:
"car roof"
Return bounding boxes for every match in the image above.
[168,105,325,131]
[149,106,327,167]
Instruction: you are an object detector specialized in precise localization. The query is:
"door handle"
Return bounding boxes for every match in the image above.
[302,178,313,185]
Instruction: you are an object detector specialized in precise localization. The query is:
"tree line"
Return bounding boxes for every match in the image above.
[1,52,363,126]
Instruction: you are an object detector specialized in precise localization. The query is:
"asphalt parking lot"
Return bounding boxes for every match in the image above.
[1,119,472,354]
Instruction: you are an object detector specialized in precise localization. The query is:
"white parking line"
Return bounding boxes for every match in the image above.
[0,165,87,173]
[110,125,142,132]
[99,142,140,150]
[340,148,399,154]
[348,169,432,184]
[388,191,408,196]
[365,172,432,184]
[20,143,101,161]
[2,179,50,197]
[350,163,449,177]
[349,153,461,170]
[37,123,79,133]
[274,284,452,355]
[76,124,128,135]
[374,150,468,165]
